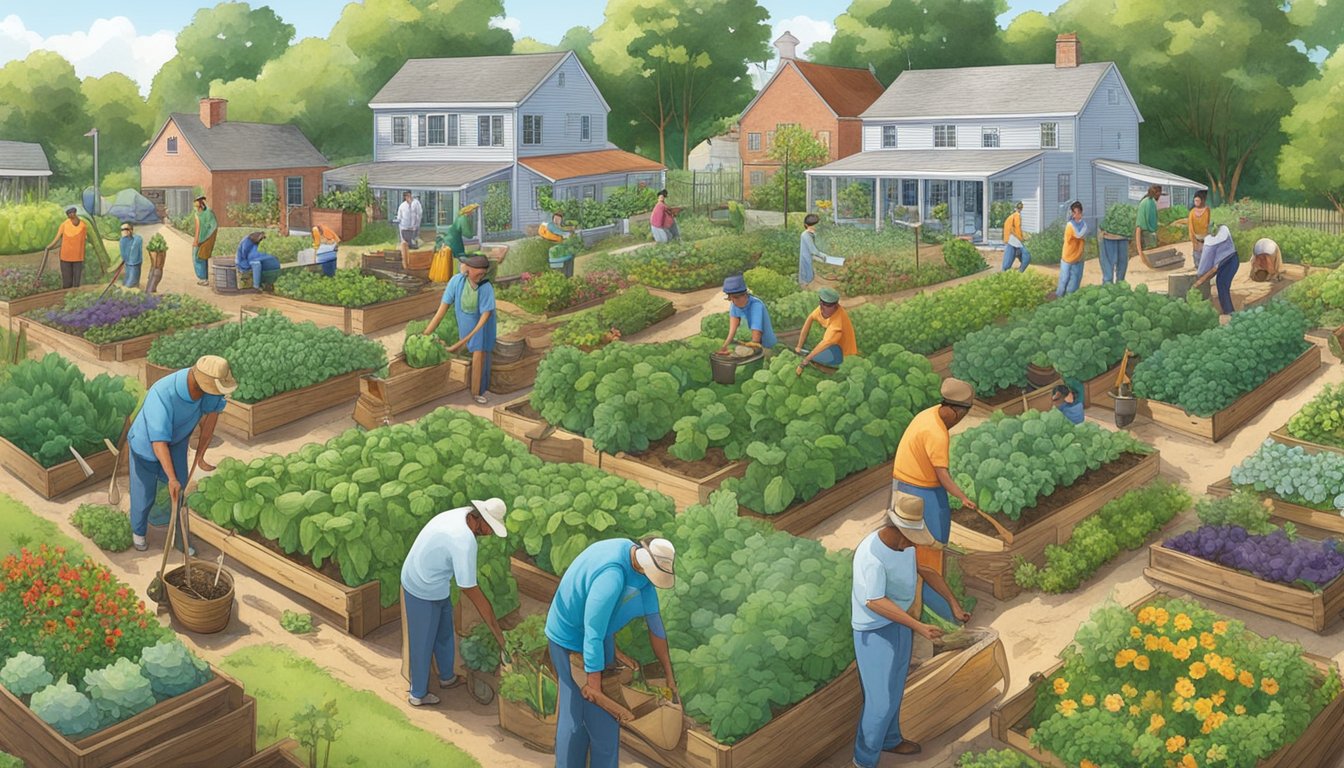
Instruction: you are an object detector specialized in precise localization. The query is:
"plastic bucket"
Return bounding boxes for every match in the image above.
[548,258,574,278]
[1112,386,1137,428]
[710,349,764,385]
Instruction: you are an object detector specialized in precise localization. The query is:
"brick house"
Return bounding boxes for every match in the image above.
[738,32,886,199]
[140,99,329,228]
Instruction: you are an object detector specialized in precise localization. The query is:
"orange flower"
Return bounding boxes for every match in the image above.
[1189,662,1208,680]
[1212,620,1228,635]
[1200,632,1217,651]
[1082,693,1096,707]
[1058,699,1079,717]
[1239,670,1255,688]
[1053,678,1070,695]
[1129,705,1142,716]
[1142,690,1164,711]
[1167,735,1187,753]
[1104,694,1124,712]
[1174,613,1193,632]
[1261,677,1279,695]
[1122,683,1138,698]
[1134,655,1151,671]
[1130,626,1143,639]
[1174,677,1196,698]
[1138,606,1157,625]
[1116,649,1139,668]
[1181,755,1198,768]
[1081,761,1099,768]
[1211,690,1226,706]
[1172,696,1187,712]
[1219,660,1237,681]
[1148,713,1166,733]
[1144,634,1162,651]
[1172,645,1192,662]
[1192,698,1214,720]
[1234,705,1247,715]
[1153,608,1170,627]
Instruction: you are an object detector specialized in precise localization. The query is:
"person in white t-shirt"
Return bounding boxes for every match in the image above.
[397,191,419,264]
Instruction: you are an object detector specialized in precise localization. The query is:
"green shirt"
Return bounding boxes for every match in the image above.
[1136,197,1158,233]
[194,207,218,242]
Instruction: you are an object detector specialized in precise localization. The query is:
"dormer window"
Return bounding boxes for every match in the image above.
[1040,122,1058,149]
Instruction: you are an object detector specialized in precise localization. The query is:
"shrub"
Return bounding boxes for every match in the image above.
[942,238,988,276]
[839,255,956,296]
[69,504,133,552]
[741,266,795,301]
[1283,268,1344,328]
[274,269,405,308]
[605,187,658,218]
[280,610,315,634]
[0,653,53,697]
[138,639,212,699]
[0,202,65,255]
[1024,218,1099,265]
[1287,383,1344,449]
[83,657,157,725]
[30,677,100,738]
[1231,225,1344,268]
[989,200,1016,229]
[145,233,167,253]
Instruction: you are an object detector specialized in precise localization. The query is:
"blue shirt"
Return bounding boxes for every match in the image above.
[441,273,497,353]
[1058,400,1085,425]
[400,507,479,601]
[729,295,777,348]
[119,234,143,267]
[235,238,276,271]
[546,538,661,673]
[127,369,227,461]
[851,530,918,631]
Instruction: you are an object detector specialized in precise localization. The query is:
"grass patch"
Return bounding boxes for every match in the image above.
[219,644,480,768]
[0,492,83,558]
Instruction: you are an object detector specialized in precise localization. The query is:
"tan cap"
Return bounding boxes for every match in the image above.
[635,537,676,589]
[888,492,936,546]
[941,378,974,408]
[193,355,237,396]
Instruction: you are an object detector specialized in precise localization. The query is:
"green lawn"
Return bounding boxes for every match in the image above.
[219,644,480,768]
[0,493,83,559]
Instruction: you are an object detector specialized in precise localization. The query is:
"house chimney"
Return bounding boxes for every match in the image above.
[774,31,800,61]
[1055,33,1081,68]
[200,98,228,128]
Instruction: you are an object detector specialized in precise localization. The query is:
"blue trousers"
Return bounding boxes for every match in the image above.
[853,622,913,768]
[248,255,281,287]
[1213,257,1239,314]
[1099,238,1129,284]
[1056,260,1083,297]
[896,481,954,621]
[318,258,337,277]
[122,264,141,288]
[129,447,189,550]
[551,641,619,768]
[804,345,843,367]
[1001,244,1030,272]
[403,590,455,699]
[193,257,209,281]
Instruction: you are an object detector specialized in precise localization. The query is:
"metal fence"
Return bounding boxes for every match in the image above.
[1257,202,1344,235]
[667,170,742,214]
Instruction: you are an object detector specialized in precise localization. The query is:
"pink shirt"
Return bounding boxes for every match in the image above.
[651,201,672,229]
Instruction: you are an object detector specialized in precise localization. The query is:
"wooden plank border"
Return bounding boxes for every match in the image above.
[0,435,116,500]
[1207,477,1344,541]
[739,462,892,536]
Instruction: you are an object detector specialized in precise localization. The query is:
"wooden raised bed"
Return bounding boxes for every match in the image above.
[0,435,116,500]
[623,629,1009,768]
[1135,346,1321,442]
[971,383,1054,417]
[0,287,74,318]
[1145,541,1344,633]
[15,316,213,363]
[1269,421,1344,457]
[254,288,441,335]
[145,362,367,440]
[351,354,469,429]
[990,591,1344,768]
[510,554,559,603]
[311,209,363,241]
[360,249,431,280]
[234,740,305,768]
[601,449,746,513]
[495,290,611,321]
[1207,477,1344,541]
[949,451,1162,600]
[739,462,892,536]
[489,350,545,395]
[186,511,398,638]
[0,667,255,768]
[494,396,600,466]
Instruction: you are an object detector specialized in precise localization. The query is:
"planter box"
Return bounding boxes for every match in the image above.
[1269,421,1344,457]
[311,209,363,241]
[495,291,611,321]
[253,288,441,335]
[578,223,618,247]
[1207,477,1344,541]
[1144,541,1344,633]
[146,362,366,440]
[235,740,305,768]
[950,451,1161,600]
[623,630,1009,768]
[494,396,600,466]
[359,250,430,280]
[990,590,1344,768]
[0,435,116,500]
[1135,346,1321,442]
[971,383,1055,418]
[0,287,75,319]
[599,451,747,513]
[926,345,954,378]
[739,462,893,536]
[351,354,468,429]
[510,554,560,603]
[186,511,398,638]
[499,696,557,752]
[0,668,255,768]
[15,317,214,363]
[490,351,544,395]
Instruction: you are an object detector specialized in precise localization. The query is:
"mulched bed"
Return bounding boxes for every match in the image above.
[622,433,731,479]
[165,566,232,600]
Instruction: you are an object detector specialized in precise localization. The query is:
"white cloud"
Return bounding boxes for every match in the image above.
[490,15,522,36]
[771,15,835,60]
[0,15,176,96]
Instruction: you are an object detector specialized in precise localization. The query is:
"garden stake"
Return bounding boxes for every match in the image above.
[94,262,126,303]
[212,554,225,589]
[105,414,133,506]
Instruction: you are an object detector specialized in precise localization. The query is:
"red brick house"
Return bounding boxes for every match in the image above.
[738,33,886,199]
[140,99,328,228]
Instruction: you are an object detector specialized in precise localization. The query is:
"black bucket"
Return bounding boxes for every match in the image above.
[1113,385,1137,428]
[710,349,764,386]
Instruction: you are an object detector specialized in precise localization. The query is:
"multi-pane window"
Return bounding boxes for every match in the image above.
[992,181,1013,201]
[881,125,897,148]
[478,115,504,147]
[285,176,303,206]
[934,125,956,148]
[1040,122,1058,149]
[427,115,446,146]
[522,115,543,145]
[580,115,591,142]
[392,116,409,145]
[750,171,765,187]
[248,179,276,204]
[981,128,1000,148]
[747,133,761,151]
[901,179,918,206]
[928,180,949,206]
[1058,173,1072,202]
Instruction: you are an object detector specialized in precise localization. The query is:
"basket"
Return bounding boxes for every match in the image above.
[211,256,240,294]
[495,337,527,362]
[164,560,235,634]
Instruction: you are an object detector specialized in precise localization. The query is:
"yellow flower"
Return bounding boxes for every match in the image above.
[1212,690,1226,706]
[1082,693,1096,707]
[1130,704,1142,716]
[1167,735,1187,753]
[1148,713,1166,733]
[1172,645,1192,662]
[1081,761,1099,768]
[1138,606,1156,625]
[1172,696,1187,712]
[1181,754,1198,768]
[1142,690,1164,711]
[1239,670,1255,688]
[1122,683,1139,698]
[1200,632,1217,651]
[1174,613,1193,632]
[1189,662,1208,680]
[1193,698,1214,720]
[1053,677,1070,695]
[1104,694,1124,712]
[1116,649,1139,668]
[1261,677,1279,695]
[1058,699,1079,717]
[1131,625,1143,639]
[1154,608,1170,627]
[1219,660,1237,681]
[1212,620,1228,635]
[1144,634,1162,651]
[1234,704,1247,715]
[1175,677,1197,698]
[1134,654,1151,671]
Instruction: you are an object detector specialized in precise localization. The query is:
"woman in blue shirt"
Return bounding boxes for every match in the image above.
[798,214,832,287]
[851,493,969,766]
[119,223,143,288]
[423,254,495,404]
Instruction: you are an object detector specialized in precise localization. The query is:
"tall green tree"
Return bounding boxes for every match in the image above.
[0,52,89,184]
[1279,44,1344,211]
[809,0,1007,83]
[80,73,156,175]
[749,124,830,214]
[1000,11,1058,64]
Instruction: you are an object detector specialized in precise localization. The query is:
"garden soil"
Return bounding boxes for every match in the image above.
[8,227,1344,767]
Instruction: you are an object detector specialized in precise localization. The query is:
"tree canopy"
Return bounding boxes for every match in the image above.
[809,0,1008,83]
[1279,43,1344,211]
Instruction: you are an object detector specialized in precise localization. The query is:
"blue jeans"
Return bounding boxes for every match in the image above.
[403,590,455,699]
[1056,260,1083,297]
[1099,237,1129,284]
[853,622,913,768]
[896,481,954,621]
[804,345,843,367]
[129,448,189,550]
[1213,257,1239,314]
[122,264,141,288]
[193,257,209,281]
[248,255,281,287]
[651,226,671,244]
[1001,244,1030,272]
[551,640,620,768]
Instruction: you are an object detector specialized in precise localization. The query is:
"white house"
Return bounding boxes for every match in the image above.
[687,129,741,172]
[325,51,665,238]
[804,34,1202,242]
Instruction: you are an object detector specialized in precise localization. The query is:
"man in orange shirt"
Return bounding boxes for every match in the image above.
[793,287,857,373]
[1056,201,1087,297]
[889,378,979,620]
[46,206,88,288]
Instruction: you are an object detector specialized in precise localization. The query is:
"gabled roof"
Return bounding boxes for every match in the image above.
[806,149,1043,179]
[519,149,664,183]
[371,51,595,108]
[0,140,51,176]
[741,60,885,121]
[324,161,512,190]
[863,62,1132,120]
[148,114,327,172]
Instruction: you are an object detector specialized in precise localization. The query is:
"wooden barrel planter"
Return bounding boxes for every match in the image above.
[0,435,116,500]
[1207,477,1344,542]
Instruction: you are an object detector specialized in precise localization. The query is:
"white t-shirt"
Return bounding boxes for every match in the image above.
[396,201,417,230]
[411,198,424,229]
[400,507,479,601]
[850,530,918,631]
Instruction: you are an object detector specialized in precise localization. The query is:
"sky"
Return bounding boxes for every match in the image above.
[0,0,1064,95]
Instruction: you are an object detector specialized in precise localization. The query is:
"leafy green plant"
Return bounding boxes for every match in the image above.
[1024,218,1099,266]
[0,653,53,697]
[1194,491,1277,534]
[291,699,343,768]
[274,269,405,308]
[1230,439,1344,512]
[138,639,211,699]
[402,318,457,368]
[1099,202,1139,235]
[83,657,157,725]
[0,354,137,467]
[741,267,796,302]
[281,610,315,634]
[30,676,101,738]
[460,622,502,674]
[0,750,22,768]
[0,202,66,255]
[605,187,658,219]
[1283,268,1344,328]
[1287,383,1344,449]
[838,254,957,296]
[0,267,60,300]
[343,221,397,247]
[957,750,1043,768]
[942,238,988,277]
[29,291,224,344]
[551,287,671,349]
[145,233,167,253]
[1231,225,1344,268]
[499,615,557,717]
[69,504,133,552]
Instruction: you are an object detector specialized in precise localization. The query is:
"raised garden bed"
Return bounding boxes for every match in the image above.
[0,668,255,768]
[1136,346,1321,442]
[252,288,441,335]
[738,462,892,536]
[509,552,559,603]
[15,316,215,363]
[494,396,599,466]
[489,350,545,395]
[311,209,363,241]
[1207,477,1344,541]
[359,249,430,280]
[350,354,469,430]
[186,511,398,638]
[234,740,305,768]
[0,286,75,318]
[0,435,116,500]
[950,451,1161,600]
[1269,421,1344,456]
[971,383,1055,417]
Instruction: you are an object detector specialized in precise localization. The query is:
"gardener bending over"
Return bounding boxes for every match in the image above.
[236,232,281,291]
[794,287,857,374]
[718,274,776,353]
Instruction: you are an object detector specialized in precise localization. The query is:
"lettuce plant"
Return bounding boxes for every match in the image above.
[83,658,156,725]
[30,676,101,738]
[0,354,137,467]
[0,652,53,697]
[138,639,211,700]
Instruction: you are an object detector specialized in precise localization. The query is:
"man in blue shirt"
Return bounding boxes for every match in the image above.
[717,274,776,353]
[851,493,969,766]
[1052,380,1085,425]
[236,232,282,291]
[118,223,143,289]
[126,355,232,551]
[545,537,679,768]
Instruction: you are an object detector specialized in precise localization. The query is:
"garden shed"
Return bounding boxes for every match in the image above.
[0,140,51,203]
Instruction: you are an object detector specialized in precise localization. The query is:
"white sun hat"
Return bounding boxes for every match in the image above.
[470,498,508,538]
[635,537,676,589]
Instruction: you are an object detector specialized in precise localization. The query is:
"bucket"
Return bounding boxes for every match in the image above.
[1112,385,1137,428]
[164,561,235,634]
[1168,273,1211,301]
[548,258,574,278]
[211,256,240,294]
[495,337,526,362]
[1025,363,1058,388]
[710,347,764,385]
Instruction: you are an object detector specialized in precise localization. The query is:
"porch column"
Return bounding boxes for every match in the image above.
[982,178,990,242]
[805,174,813,212]
[917,179,924,225]
[830,179,838,224]
[874,177,882,231]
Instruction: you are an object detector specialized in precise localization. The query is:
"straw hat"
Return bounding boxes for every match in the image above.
[460,203,480,216]
[193,355,237,396]
[469,498,508,538]
[941,378,974,408]
[635,537,676,589]
[888,492,935,546]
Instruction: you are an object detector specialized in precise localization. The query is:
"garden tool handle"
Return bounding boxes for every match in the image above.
[973,506,1014,543]
[177,464,199,574]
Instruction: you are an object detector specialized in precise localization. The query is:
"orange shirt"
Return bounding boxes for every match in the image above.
[1061,219,1086,264]
[808,305,858,356]
[312,224,339,249]
[58,219,87,263]
[892,405,949,487]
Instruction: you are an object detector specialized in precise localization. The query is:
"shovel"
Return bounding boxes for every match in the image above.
[1112,349,1137,429]
[105,415,133,506]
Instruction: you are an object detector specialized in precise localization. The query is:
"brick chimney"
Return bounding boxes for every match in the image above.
[199,98,228,128]
[774,31,800,61]
[1055,34,1081,68]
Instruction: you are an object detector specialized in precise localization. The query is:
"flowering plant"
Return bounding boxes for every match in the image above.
[29,290,223,344]
[0,267,61,300]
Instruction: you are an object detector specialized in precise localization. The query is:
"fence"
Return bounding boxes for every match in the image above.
[1257,202,1344,235]
[667,170,742,214]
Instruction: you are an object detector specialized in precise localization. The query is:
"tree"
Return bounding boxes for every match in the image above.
[749,125,829,214]
[1000,11,1058,64]
[80,73,156,176]
[1279,44,1344,212]
[809,0,1007,83]
[0,52,89,184]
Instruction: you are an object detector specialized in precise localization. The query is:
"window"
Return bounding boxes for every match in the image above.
[427,115,446,146]
[558,72,566,88]
[392,116,409,145]
[522,115,543,145]
[934,125,956,148]
[747,133,761,151]
[580,115,591,142]
[991,181,1013,201]
[1040,122,1058,149]
[285,176,303,206]
[1115,131,1122,151]
[478,115,504,146]
[901,179,918,207]
[418,115,427,147]
[750,171,765,187]
[166,137,178,155]
[981,128,1000,148]
[881,125,897,148]
[1108,88,1119,105]
[817,130,831,149]
[532,185,546,210]
[248,178,276,204]
[928,181,949,207]
[582,184,596,201]
[1057,173,1071,202]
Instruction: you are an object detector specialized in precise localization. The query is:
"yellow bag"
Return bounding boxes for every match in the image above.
[428,247,454,283]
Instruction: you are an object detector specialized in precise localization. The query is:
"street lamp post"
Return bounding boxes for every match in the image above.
[84,128,99,216]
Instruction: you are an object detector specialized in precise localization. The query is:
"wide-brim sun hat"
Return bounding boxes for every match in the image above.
[888,492,936,546]
[460,203,480,216]
[635,537,676,589]
[193,355,237,396]
[1253,238,1279,256]
[470,498,508,538]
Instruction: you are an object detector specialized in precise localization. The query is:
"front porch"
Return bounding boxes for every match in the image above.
[323,160,514,241]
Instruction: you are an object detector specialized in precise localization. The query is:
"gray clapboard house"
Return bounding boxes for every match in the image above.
[326,51,665,239]
[0,140,52,202]
[805,34,1202,242]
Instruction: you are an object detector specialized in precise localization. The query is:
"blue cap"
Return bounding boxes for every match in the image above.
[722,274,747,295]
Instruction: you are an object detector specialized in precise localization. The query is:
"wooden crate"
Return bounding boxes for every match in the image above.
[1207,477,1344,541]
[739,462,893,536]
[352,355,467,429]
[971,383,1055,417]
[0,287,75,319]
[0,435,116,500]
[950,451,1162,600]
[186,511,399,638]
[510,554,560,603]
[0,668,254,768]
[990,592,1344,768]
[233,740,305,768]
[599,452,747,513]
[1136,346,1322,442]
[623,629,1009,768]
[253,289,441,335]
[15,317,212,363]
[493,396,600,466]
[1269,421,1344,457]
[145,362,366,440]
[1145,542,1344,633]
[490,351,544,395]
